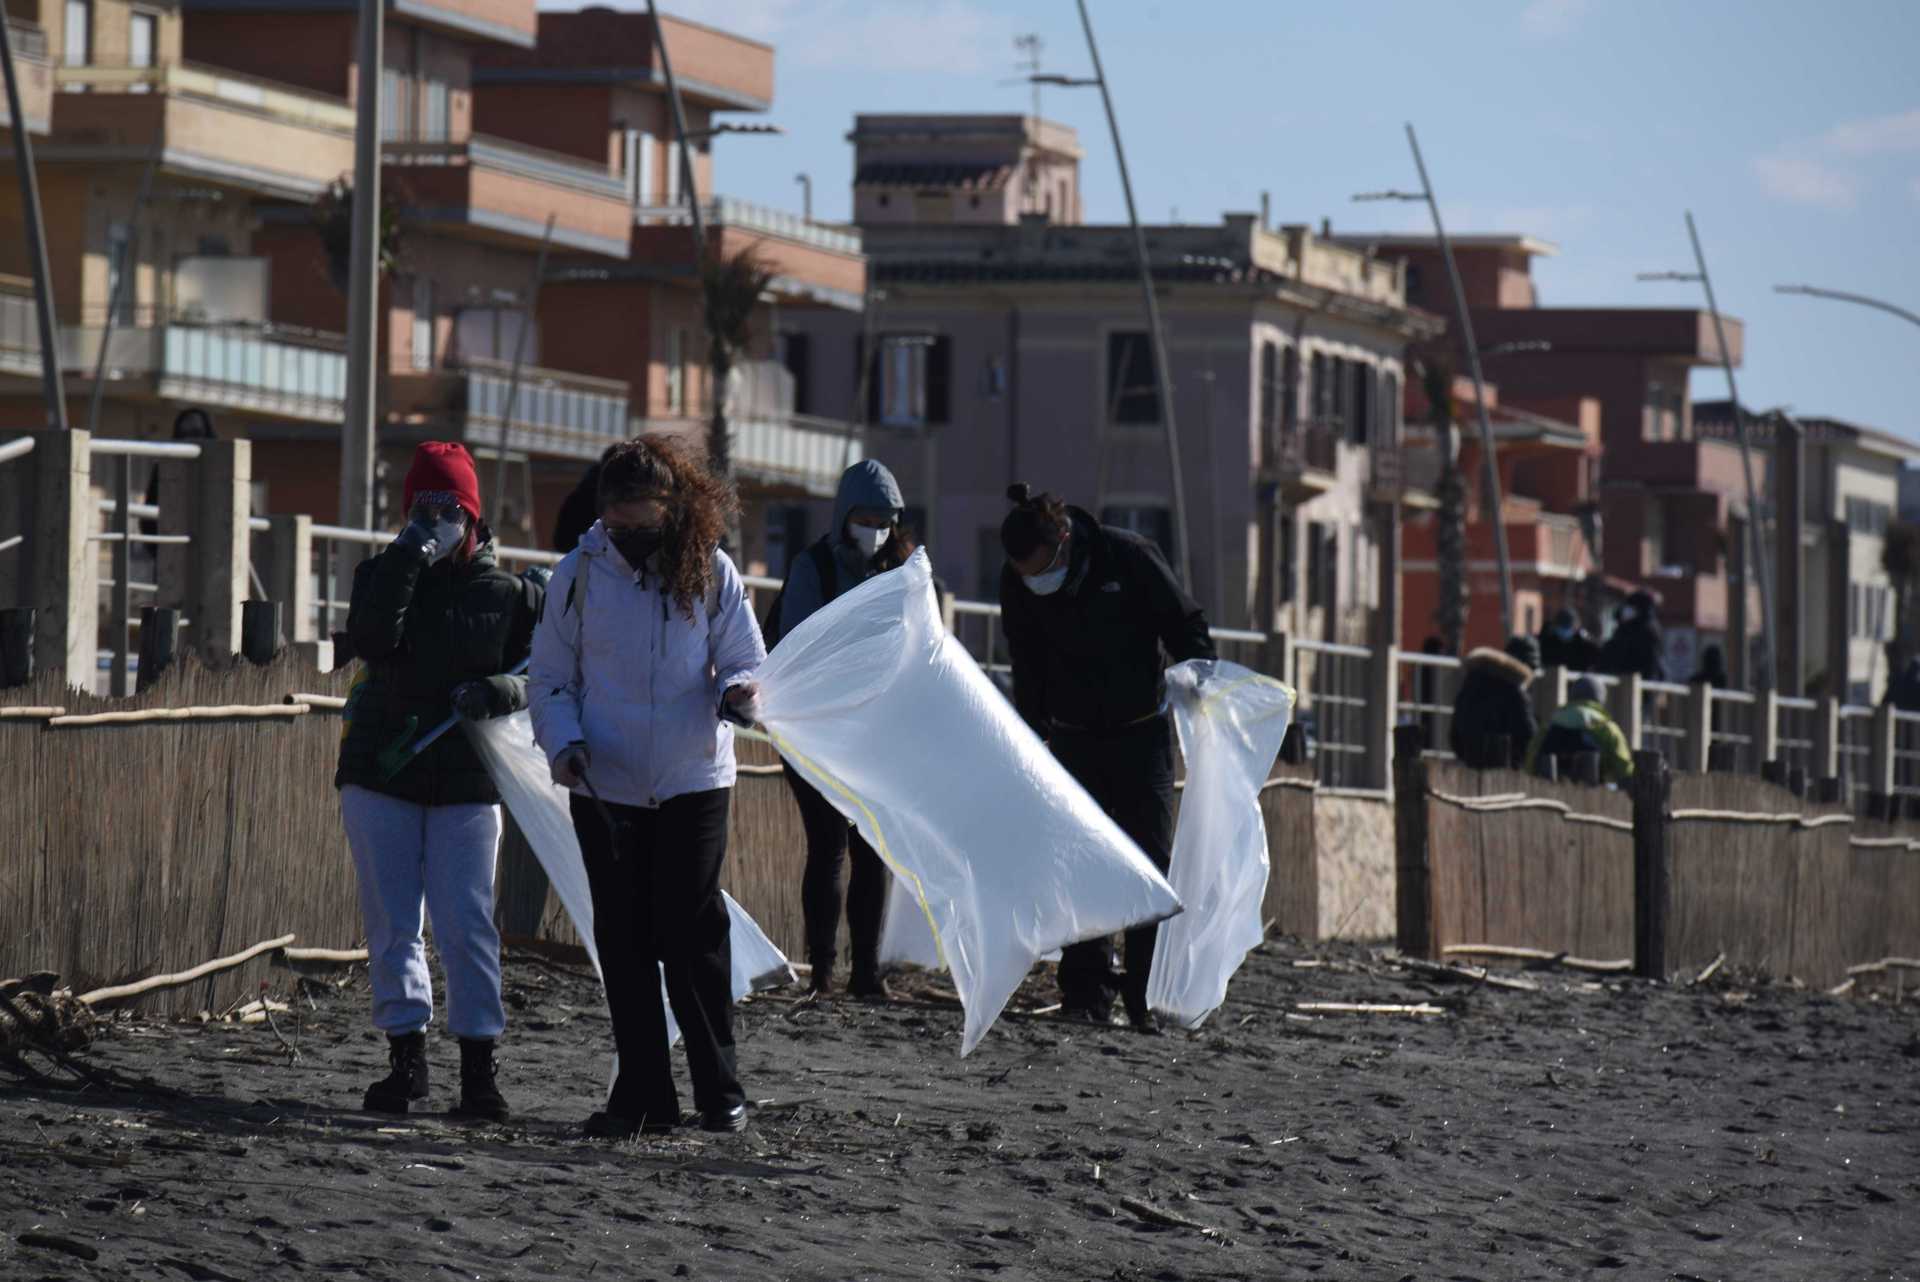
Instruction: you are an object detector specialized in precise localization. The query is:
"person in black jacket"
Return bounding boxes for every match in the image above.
[335,441,542,1121]
[1597,590,1667,681]
[551,444,618,554]
[1688,644,1729,688]
[998,484,1215,1032]
[1539,606,1600,672]
[1449,637,1539,769]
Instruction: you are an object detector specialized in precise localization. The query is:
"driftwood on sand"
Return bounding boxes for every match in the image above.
[78,935,298,1008]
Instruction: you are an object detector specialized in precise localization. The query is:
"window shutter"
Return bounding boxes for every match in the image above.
[782,331,812,416]
[926,336,951,425]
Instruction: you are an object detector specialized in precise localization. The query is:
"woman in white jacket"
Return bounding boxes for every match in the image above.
[529,437,766,1138]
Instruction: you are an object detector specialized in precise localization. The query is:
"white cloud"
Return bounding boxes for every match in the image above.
[1519,0,1590,39]
[1824,108,1920,156]
[653,0,1010,74]
[1752,151,1858,210]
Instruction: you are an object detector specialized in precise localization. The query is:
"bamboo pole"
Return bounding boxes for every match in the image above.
[48,704,312,727]
[79,934,297,1007]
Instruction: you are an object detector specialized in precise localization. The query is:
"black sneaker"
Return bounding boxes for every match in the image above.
[1126,1007,1163,1036]
[364,1031,430,1114]
[848,970,897,1003]
[450,1038,511,1122]
[700,1104,748,1134]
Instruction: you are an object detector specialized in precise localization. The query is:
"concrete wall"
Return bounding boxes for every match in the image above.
[1313,792,1395,940]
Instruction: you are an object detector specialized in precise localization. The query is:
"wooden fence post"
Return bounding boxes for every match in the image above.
[1366,643,1399,791]
[1630,749,1671,980]
[1812,695,1842,783]
[1869,702,1896,800]
[1685,681,1713,772]
[1613,673,1645,753]
[1391,723,1431,959]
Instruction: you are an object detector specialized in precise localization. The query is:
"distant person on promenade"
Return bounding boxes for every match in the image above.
[1449,636,1539,770]
[1596,591,1666,682]
[1884,657,1920,713]
[528,436,766,1139]
[1688,644,1729,689]
[335,441,541,1121]
[1525,675,1634,785]
[999,484,1215,1032]
[763,459,924,1002]
[1538,606,1600,672]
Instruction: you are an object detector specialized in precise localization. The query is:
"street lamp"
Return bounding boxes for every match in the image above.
[1773,283,1920,331]
[1024,0,1194,591]
[1637,210,1775,693]
[1354,123,1514,638]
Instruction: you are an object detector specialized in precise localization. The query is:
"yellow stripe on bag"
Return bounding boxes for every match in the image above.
[763,725,949,973]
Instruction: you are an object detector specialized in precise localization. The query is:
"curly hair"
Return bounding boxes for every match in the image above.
[596,435,738,619]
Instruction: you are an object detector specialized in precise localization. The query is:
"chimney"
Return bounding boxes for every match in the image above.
[1260,191,1270,230]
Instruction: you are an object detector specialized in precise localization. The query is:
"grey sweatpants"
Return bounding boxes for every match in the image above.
[340,784,506,1040]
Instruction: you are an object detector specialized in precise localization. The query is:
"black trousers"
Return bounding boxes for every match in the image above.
[1050,715,1176,1016]
[571,789,744,1123]
[782,765,887,977]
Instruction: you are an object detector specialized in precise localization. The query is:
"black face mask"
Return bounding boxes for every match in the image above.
[610,526,666,567]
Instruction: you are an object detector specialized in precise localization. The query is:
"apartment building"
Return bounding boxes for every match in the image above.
[1340,232,1756,678]
[780,114,1440,640]
[1694,401,1916,702]
[471,7,866,567]
[0,0,856,566]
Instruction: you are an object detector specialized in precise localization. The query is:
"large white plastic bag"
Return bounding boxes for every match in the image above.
[463,712,794,1055]
[757,549,1182,1055]
[1145,660,1295,1029]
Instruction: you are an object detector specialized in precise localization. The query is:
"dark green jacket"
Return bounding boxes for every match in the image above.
[334,541,541,806]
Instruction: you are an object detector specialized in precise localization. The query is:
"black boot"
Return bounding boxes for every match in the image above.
[364,1031,430,1114]
[848,956,895,1002]
[807,956,835,997]
[451,1038,511,1122]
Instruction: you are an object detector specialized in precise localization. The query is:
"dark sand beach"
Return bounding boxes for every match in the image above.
[5,940,1917,1280]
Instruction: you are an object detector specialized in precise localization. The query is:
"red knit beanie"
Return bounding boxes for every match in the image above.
[403,441,483,524]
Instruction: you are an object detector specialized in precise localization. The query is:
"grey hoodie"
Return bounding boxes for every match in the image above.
[777,459,905,638]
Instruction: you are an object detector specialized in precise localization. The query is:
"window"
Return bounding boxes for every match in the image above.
[666,143,681,205]
[1404,263,1424,306]
[62,0,89,67]
[1846,496,1892,536]
[1306,521,1331,608]
[1102,506,1174,564]
[106,223,133,325]
[1309,352,1329,423]
[1106,331,1160,424]
[1258,341,1280,439]
[380,66,410,141]
[1351,364,1372,446]
[1330,356,1349,435]
[410,278,434,371]
[666,328,687,415]
[777,331,811,416]
[422,77,450,142]
[865,333,949,428]
[1282,346,1299,433]
[129,11,155,70]
[1382,371,1400,442]
[455,306,535,365]
[626,130,654,205]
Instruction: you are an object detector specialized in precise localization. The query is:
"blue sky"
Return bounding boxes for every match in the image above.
[563,0,1920,437]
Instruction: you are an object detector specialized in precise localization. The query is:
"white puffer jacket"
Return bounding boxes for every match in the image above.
[528,521,765,808]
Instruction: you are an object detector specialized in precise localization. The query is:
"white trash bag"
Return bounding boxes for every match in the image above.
[1145,659,1295,1029]
[463,712,795,1058]
[758,550,1181,1055]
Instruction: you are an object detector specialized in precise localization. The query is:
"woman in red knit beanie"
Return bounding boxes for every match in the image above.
[335,441,543,1122]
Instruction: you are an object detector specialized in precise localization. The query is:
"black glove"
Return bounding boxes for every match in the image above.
[451,680,500,720]
[392,518,440,563]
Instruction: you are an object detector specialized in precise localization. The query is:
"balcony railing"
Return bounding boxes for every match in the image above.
[387,135,628,200]
[636,195,863,256]
[63,318,347,421]
[54,62,356,132]
[1264,420,1338,476]
[448,357,630,460]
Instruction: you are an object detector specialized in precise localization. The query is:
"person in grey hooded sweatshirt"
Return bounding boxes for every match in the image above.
[771,459,921,1000]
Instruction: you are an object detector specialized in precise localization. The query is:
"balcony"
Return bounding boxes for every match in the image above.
[1262,421,1337,501]
[50,63,354,199]
[385,135,632,259]
[634,196,866,309]
[388,357,630,461]
[635,360,861,497]
[1,22,52,136]
[57,309,347,423]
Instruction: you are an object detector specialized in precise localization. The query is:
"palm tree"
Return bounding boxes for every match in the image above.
[1421,354,1469,655]
[700,245,776,481]
[1882,518,1920,674]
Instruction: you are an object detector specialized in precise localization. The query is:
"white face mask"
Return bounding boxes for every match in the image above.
[851,523,892,558]
[1022,540,1069,596]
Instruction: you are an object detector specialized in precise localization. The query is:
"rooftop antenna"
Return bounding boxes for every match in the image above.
[1014,33,1043,121]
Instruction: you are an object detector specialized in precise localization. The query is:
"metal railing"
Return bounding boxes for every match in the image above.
[1893,710,1920,800]
[385,136,629,201]
[635,195,863,256]
[450,357,630,458]
[1639,680,1692,766]
[1709,688,1759,776]
[54,62,357,131]
[1263,420,1337,475]
[1396,649,1461,758]
[307,523,562,640]
[1291,639,1372,787]
[61,320,348,420]
[1774,695,1819,783]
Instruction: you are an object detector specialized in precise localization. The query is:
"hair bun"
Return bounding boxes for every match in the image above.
[1006,482,1033,505]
